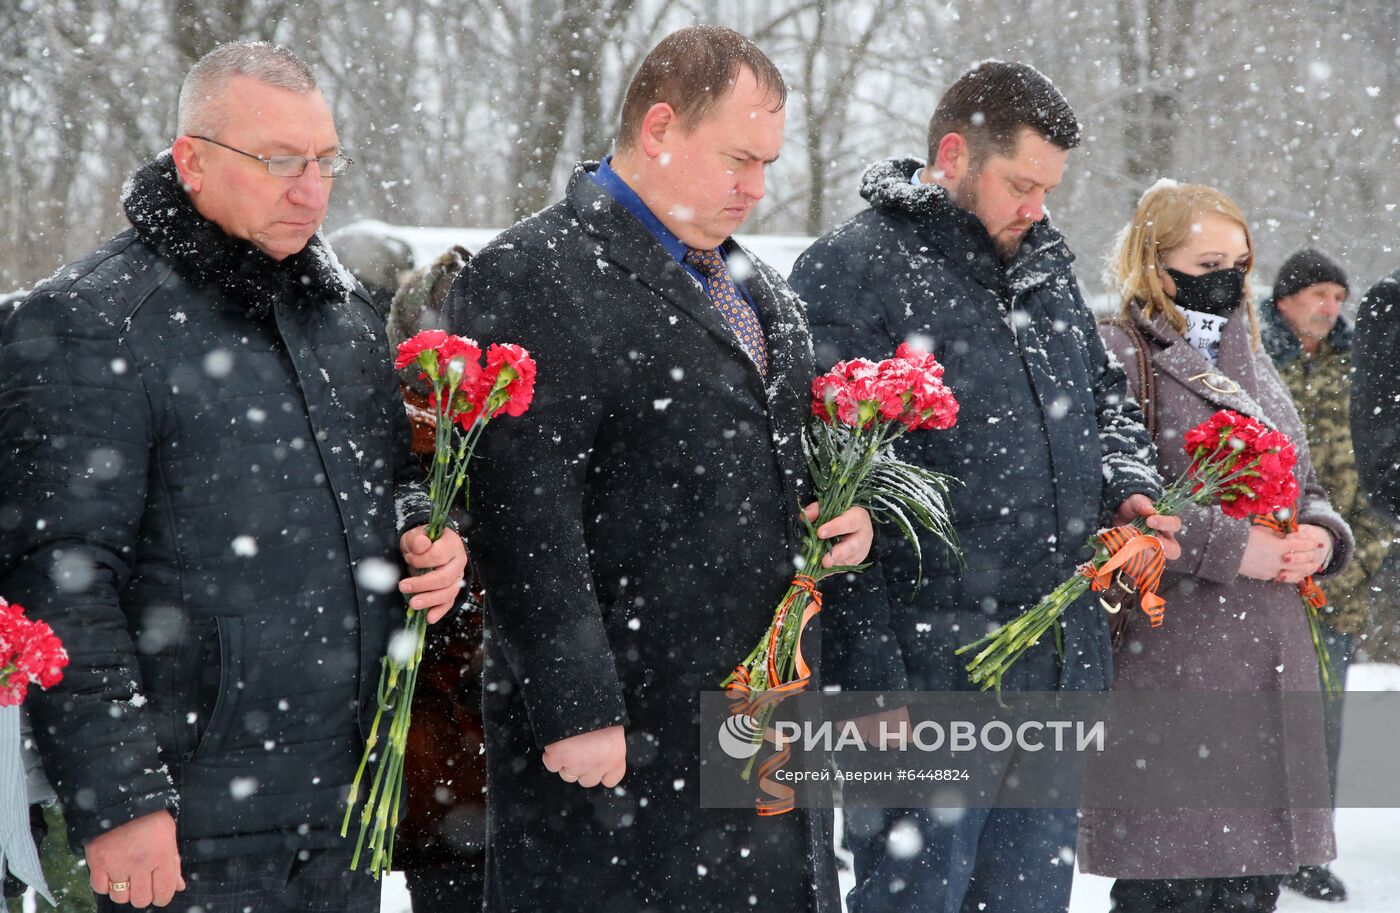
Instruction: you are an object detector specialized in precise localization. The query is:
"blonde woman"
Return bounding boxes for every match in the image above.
[1077,182,1354,913]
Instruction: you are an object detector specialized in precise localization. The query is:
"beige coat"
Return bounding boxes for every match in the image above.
[1078,302,1353,879]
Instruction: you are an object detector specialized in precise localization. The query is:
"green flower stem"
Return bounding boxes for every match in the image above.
[725,413,956,781]
[737,533,847,781]
[1306,603,1341,695]
[349,709,393,868]
[728,421,914,780]
[344,371,494,878]
[339,700,385,836]
[956,438,1275,694]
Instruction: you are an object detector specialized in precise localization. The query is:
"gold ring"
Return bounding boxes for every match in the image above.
[109,881,131,892]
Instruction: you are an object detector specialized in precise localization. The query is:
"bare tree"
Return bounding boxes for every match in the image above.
[2,0,1397,294]
[766,0,900,234]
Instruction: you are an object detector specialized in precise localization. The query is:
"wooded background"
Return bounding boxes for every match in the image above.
[4,0,1397,294]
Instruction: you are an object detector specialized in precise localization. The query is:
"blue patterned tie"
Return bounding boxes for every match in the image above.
[684,247,769,378]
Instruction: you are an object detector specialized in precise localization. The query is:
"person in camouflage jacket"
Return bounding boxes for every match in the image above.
[1263,247,1395,904]
[1261,250,1391,640]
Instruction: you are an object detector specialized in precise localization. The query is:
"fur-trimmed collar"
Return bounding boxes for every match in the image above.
[859,156,962,218]
[857,156,1068,279]
[122,152,355,317]
[1259,295,1354,366]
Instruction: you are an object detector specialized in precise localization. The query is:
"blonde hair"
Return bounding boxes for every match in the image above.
[1111,181,1260,348]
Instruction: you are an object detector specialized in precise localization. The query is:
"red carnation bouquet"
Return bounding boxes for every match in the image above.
[723,344,961,795]
[959,409,1300,693]
[343,330,535,877]
[0,596,68,707]
[1182,411,1299,518]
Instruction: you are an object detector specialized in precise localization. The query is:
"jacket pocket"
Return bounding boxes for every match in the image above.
[189,616,242,763]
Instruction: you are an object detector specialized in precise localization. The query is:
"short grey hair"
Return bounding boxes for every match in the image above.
[177,41,318,137]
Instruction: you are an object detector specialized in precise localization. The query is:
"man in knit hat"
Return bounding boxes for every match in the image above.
[1262,246,1393,903]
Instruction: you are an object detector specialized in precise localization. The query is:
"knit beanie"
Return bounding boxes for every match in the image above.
[1273,247,1349,301]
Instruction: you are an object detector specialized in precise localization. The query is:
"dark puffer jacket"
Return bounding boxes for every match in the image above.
[0,153,429,859]
[0,293,21,335]
[791,158,1161,692]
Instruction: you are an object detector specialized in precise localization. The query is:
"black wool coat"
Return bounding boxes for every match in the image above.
[446,163,892,913]
[790,158,1162,693]
[0,154,429,859]
[1352,268,1400,521]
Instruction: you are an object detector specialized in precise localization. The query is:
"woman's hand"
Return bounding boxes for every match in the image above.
[1277,523,1332,584]
[1238,525,1324,582]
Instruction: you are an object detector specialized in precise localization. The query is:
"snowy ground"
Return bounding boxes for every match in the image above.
[380,808,1400,913]
[383,664,1400,913]
[1069,807,1400,913]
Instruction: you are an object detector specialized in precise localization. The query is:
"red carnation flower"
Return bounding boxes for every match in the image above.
[832,357,879,382]
[437,336,482,382]
[912,378,959,430]
[891,345,958,430]
[1184,410,1299,519]
[452,394,487,431]
[394,330,449,371]
[464,344,540,428]
[417,335,485,425]
[811,373,846,423]
[487,344,540,420]
[871,360,916,420]
[0,597,68,707]
[836,375,881,428]
[438,336,484,403]
[896,341,946,380]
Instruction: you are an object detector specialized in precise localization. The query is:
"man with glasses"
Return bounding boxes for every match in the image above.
[0,41,465,911]
[185,135,354,179]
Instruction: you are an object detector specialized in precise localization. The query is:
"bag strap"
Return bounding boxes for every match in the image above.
[1101,317,1157,441]
[1098,316,1158,652]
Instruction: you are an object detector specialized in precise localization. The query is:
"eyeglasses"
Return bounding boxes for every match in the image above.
[190,135,353,178]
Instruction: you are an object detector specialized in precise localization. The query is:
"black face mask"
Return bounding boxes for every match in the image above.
[1165,267,1246,317]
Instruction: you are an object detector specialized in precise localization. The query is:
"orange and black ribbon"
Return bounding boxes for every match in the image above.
[1079,526,1167,627]
[725,574,823,816]
[1254,512,1328,609]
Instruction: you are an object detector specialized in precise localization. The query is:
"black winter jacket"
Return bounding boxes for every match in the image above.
[791,158,1161,692]
[0,154,429,858]
[445,163,863,913]
[1353,269,1400,520]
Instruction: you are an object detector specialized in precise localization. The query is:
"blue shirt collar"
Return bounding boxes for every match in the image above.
[590,157,692,265]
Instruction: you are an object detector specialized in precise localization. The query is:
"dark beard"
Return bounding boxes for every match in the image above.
[949,172,980,219]
[949,172,1021,262]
